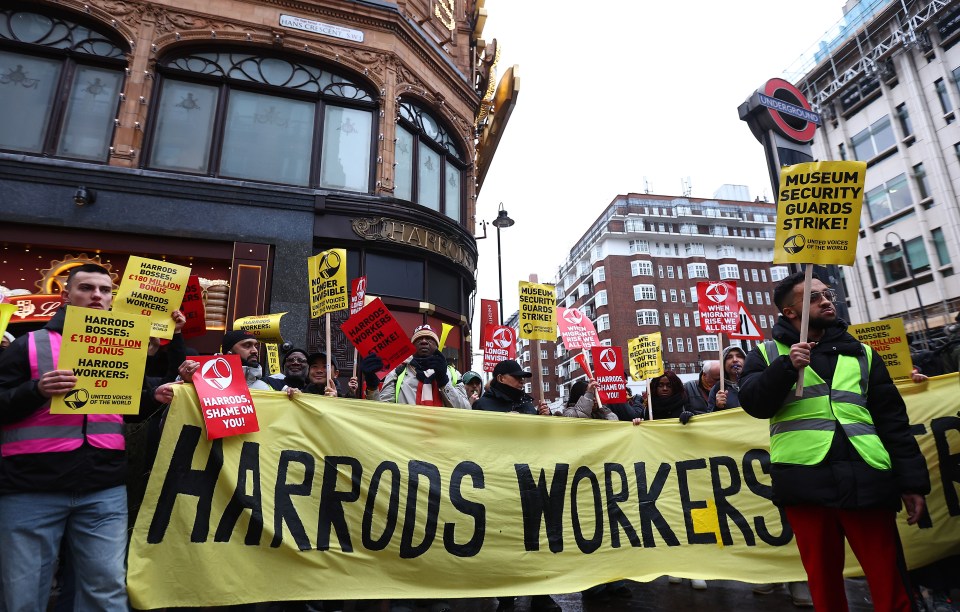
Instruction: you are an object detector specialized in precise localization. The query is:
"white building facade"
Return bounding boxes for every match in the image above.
[793,0,960,338]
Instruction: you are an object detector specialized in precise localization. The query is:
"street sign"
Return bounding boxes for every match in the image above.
[728,302,764,340]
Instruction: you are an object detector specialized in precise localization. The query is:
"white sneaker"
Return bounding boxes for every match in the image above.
[668,576,682,584]
[691,579,708,590]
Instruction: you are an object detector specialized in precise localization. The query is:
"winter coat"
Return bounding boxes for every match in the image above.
[738,315,930,509]
[682,378,711,414]
[473,381,537,414]
[562,389,618,420]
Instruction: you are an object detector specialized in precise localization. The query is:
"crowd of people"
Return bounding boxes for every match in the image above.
[0,264,954,611]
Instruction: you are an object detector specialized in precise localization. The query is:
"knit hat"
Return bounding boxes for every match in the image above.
[2,331,13,343]
[722,345,746,361]
[222,330,256,354]
[283,347,309,363]
[411,324,439,344]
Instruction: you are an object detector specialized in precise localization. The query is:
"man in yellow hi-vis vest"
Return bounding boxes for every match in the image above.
[739,271,929,612]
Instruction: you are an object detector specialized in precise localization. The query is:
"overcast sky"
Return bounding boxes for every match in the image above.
[468,0,848,362]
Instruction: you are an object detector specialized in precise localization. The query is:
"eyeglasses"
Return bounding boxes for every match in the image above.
[809,289,836,303]
[284,357,307,364]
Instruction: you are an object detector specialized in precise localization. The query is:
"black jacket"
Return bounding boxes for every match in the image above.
[0,307,129,494]
[682,379,710,414]
[738,315,930,509]
[472,381,537,415]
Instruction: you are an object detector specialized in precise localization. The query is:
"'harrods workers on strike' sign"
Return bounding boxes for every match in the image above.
[775,160,866,265]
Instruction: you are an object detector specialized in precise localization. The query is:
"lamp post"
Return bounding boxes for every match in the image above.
[880,231,931,345]
[492,202,514,325]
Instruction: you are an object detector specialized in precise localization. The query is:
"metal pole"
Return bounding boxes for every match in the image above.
[901,238,932,343]
[496,224,504,325]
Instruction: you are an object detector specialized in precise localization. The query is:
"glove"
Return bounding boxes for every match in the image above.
[425,352,449,386]
[679,410,694,425]
[359,353,384,388]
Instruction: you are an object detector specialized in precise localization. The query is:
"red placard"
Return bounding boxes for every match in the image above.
[2,294,62,323]
[192,354,260,439]
[696,281,739,334]
[557,307,600,349]
[350,276,367,316]
[179,275,206,339]
[482,325,516,372]
[590,346,627,403]
[342,298,416,373]
[480,299,499,340]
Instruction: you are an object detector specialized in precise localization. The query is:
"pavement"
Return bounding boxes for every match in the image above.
[332,578,876,612]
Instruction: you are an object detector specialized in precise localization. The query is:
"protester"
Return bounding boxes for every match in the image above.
[562,378,617,420]
[360,324,469,409]
[682,360,720,416]
[0,263,148,610]
[461,370,483,406]
[739,271,930,611]
[473,359,550,415]
[474,358,559,611]
[707,346,745,412]
[0,331,13,352]
[268,346,309,390]
[632,371,689,422]
[303,352,357,397]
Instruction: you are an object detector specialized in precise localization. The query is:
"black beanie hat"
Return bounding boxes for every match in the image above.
[222,330,256,354]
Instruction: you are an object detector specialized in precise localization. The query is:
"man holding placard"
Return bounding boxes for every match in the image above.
[739,271,929,611]
[0,264,135,610]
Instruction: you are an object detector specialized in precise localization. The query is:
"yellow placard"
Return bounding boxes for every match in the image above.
[518,281,556,341]
[234,312,286,344]
[113,256,191,339]
[50,306,150,415]
[0,302,16,339]
[848,318,913,380]
[308,249,348,318]
[265,343,281,377]
[628,332,662,380]
[127,376,960,608]
[774,161,866,266]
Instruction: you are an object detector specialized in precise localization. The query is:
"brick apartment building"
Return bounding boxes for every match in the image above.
[539,190,788,405]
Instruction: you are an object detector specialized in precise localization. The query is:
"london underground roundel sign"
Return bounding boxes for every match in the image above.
[759,78,819,144]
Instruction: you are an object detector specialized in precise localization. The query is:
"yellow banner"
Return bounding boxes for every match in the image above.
[848,318,913,380]
[518,281,556,341]
[0,302,16,339]
[51,306,150,414]
[234,312,286,344]
[774,161,866,266]
[308,249,348,318]
[127,376,960,608]
[265,343,281,378]
[628,332,662,380]
[113,256,191,339]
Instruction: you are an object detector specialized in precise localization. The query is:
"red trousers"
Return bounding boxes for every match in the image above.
[785,505,913,612]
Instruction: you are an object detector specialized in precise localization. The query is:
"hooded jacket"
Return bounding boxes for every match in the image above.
[738,315,930,509]
[706,346,745,412]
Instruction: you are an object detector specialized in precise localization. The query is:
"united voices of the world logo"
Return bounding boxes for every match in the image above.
[317,251,342,278]
[783,234,806,254]
[63,388,89,410]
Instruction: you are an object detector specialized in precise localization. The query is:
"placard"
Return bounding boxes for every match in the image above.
[113,256,191,339]
[234,312,286,344]
[557,307,600,349]
[590,346,627,403]
[179,275,206,339]
[627,333,662,381]
[518,281,556,341]
[51,306,150,414]
[847,318,913,380]
[342,298,415,373]
[308,249,348,318]
[192,354,260,439]
[482,325,516,372]
[696,281,739,334]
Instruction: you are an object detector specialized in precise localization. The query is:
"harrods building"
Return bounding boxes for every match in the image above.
[0,0,516,370]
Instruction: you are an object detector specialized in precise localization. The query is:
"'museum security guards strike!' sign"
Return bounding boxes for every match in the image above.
[774,161,866,266]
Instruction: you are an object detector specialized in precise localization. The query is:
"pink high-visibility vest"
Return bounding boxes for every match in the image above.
[0,330,124,457]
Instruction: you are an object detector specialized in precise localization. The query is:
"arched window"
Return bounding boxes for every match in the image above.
[394,99,466,223]
[0,7,126,161]
[147,50,377,191]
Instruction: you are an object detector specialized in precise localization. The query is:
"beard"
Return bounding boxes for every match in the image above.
[808,311,837,330]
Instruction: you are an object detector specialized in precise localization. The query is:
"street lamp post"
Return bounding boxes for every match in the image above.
[492,202,514,325]
[880,232,931,345]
